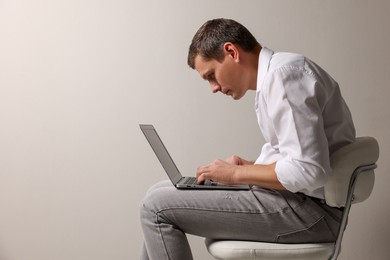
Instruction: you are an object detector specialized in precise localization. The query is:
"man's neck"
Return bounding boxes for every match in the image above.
[247,44,262,91]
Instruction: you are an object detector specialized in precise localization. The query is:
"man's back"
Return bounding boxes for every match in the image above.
[255,48,356,198]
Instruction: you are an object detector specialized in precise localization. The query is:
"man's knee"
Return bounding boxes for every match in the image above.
[140,183,172,217]
[145,180,171,195]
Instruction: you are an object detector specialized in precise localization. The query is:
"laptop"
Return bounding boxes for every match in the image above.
[140,124,250,190]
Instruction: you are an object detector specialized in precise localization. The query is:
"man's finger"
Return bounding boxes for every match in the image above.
[196,172,207,184]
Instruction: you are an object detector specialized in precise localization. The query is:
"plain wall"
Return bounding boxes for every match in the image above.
[0,0,389,259]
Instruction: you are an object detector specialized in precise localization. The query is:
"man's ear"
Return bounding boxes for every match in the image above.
[223,42,240,62]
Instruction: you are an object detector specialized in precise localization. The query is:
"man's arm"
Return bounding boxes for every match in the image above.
[196,156,286,190]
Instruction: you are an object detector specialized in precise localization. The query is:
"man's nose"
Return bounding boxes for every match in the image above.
[210,82,221,93]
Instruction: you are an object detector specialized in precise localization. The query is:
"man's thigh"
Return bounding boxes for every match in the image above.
[141,182,339,243]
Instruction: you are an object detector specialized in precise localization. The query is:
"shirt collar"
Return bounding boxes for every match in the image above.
[256,47,274,93]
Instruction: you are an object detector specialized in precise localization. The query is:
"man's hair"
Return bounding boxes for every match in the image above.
[187,18,259,69]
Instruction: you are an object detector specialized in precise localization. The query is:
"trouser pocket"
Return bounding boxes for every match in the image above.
[276,216,337,243]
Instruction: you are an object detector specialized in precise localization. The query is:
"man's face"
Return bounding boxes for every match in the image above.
[194,52,248,100]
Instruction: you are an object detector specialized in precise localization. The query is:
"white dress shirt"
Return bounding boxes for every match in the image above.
[255,47,356,199]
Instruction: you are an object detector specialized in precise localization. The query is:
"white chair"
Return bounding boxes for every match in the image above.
[205,137,379,260]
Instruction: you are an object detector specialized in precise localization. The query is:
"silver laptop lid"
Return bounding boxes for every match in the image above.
[140,124,182,185]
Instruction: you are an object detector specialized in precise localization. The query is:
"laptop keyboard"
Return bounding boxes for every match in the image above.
[183,177,197,185]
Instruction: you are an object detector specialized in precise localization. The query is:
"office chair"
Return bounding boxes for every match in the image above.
[205,137,379,260]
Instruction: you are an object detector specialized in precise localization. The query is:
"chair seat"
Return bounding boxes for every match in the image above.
[205,239,335,260]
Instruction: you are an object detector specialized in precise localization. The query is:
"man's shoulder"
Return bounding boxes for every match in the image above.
[269,51,306,71]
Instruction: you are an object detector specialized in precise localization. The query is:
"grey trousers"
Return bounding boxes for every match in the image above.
[139,180,342,260]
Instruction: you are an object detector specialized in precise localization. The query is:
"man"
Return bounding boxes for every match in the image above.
[140,18,355,260]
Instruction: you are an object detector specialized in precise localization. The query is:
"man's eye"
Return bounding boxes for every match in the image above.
[208,74,215,80]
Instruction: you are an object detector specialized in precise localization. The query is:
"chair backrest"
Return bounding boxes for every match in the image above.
[325,137,379,208]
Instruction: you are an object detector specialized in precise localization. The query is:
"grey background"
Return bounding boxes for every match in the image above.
[0,0,389,259]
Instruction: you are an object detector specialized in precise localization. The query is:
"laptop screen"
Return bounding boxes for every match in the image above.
[140,125,182,184]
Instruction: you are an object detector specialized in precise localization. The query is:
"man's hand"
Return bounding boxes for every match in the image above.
[196,159,239,185]
[225,155,254,166]
[196,156,285,190]
[196,155,253,185]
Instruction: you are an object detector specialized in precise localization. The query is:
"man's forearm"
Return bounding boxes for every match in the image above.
[234,163,286,190]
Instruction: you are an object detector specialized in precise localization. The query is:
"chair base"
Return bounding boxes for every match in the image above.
[205,239,336,260]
